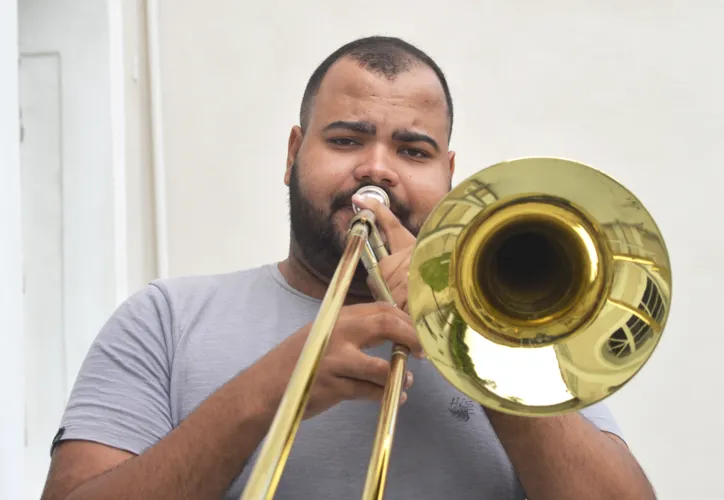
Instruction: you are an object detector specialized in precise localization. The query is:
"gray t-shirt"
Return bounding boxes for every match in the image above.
[55,263,624,499]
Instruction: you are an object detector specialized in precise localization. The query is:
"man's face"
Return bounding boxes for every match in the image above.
[285,57,455,288]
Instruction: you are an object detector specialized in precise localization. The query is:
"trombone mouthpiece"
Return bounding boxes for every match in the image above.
[352,186,390,214]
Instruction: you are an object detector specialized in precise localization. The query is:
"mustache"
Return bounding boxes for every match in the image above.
[330,182,411,220]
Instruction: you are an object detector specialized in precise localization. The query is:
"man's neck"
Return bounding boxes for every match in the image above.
[277,255,329,301]
[277,249,371,305]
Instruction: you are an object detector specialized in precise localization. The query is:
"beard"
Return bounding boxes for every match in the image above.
[288,161,421,296]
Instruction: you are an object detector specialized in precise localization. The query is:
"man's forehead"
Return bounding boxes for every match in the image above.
[310,58,448,130]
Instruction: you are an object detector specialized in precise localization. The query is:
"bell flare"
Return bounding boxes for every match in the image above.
[407,157,671,416]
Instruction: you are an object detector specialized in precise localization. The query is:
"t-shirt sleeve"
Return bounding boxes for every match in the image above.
[579,401,625,442]
[51,283,174,456]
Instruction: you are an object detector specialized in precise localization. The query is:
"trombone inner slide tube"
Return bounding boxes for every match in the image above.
[240,220,371,499]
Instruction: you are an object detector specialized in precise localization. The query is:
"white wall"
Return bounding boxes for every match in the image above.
[0,2,25,499]
[19,0,119,383]
[18,0,121,497]
[121,0,158,293]
[148,1,723,498]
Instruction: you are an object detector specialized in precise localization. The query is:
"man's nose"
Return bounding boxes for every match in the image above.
[353,152,400,187]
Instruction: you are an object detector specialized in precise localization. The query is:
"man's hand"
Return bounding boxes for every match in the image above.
[352,194,416,311]
[260,301,426,419]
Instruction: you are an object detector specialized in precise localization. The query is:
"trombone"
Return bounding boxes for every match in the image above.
[240,157,672,500]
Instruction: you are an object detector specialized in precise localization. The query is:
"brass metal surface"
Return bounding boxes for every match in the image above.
[408,157,671,416]
[240,157,672,499]
[240,221,371,499]
[359,218,409,500]
[362,346,409,500]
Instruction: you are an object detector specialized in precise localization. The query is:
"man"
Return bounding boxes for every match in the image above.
[41,36,656,500]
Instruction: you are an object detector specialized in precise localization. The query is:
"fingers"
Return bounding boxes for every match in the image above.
[384,251,411,296]
[368,271,408,312]
[366,249,411,309]
[332,348,415,390]
[361,305,424,358]
[391,282,408,313]
[330,349,414,408]
[352,194,415,253]
[353,194,414,308]
[343,301,413,326]
[337,302,425,359]
[328,348,387,386]
[375,247,411,288]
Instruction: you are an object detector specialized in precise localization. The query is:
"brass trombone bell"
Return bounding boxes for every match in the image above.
[240,157,672,499]
[408,157,671,417]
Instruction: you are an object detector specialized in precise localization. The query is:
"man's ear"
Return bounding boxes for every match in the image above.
[448,150,456,178]
[285,126,304,186]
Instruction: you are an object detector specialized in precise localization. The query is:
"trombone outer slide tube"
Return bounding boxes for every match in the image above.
[240,222,370,500]
[359,232,410,500]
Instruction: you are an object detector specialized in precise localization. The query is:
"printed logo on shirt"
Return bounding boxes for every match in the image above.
[448,397,476,422]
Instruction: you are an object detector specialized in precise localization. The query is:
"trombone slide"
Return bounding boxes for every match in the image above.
[240,220,370,499]
[240,208,408,500]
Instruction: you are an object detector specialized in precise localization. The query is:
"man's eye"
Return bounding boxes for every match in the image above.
[400,148,429,159]
[329,138,359,146]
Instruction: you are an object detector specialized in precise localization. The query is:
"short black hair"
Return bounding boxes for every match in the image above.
[299,36,454,140]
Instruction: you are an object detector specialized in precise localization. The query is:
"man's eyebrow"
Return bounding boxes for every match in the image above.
[392,129,440,152]
[322,121,376,135]
[321,121,440,152]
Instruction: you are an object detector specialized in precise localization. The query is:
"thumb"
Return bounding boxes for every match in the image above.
[352,194,415,253]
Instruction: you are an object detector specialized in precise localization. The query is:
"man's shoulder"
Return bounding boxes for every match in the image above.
[103,264,283,345]
[145,263,278,308]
